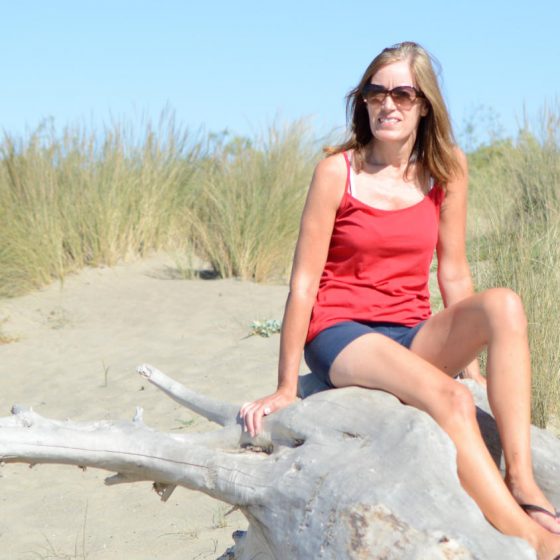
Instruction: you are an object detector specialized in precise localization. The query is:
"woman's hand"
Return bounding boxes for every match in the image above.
[239,390,296,437]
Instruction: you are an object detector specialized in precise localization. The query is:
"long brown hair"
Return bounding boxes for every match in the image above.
[325,41,461,186]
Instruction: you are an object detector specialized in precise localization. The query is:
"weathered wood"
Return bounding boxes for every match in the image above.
[1,367,554,559]
[137,364,240,426]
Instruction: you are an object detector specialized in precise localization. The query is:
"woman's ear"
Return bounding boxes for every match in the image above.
[420,100,429,117]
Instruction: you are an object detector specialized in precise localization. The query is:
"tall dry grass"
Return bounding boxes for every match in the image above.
[468,103,560,427]
[185,121,320,281]
[0,113,200,297]
[0,117,319,297]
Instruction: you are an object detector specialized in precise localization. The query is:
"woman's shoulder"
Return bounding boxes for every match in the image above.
[445,146,468,192]
[314,151,348,181]
[452,145,468,170]
[308,151,349,211]
[428,146,467,197]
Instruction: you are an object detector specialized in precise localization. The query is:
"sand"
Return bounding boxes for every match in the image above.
[0,254,290,559]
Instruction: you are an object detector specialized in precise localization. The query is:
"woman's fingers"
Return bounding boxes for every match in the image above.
[239,391,296,437]
[252,407,264,436]
[240,401,261,437]
[239,399,275,437]
[249,406,261,436]
[240,402,252,417]
[240,402,254,434]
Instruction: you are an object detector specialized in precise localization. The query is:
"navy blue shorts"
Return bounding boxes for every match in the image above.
[304,320,425,388]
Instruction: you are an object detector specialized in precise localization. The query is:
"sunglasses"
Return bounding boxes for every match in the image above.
[362,84,425,109]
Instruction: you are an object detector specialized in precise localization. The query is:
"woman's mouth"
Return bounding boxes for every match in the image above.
[378,117,400,125]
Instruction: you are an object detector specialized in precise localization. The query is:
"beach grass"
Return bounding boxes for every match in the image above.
[0,111,200,297]
[184,120,319,281]
[468,103,560,427]
[0,117,319,297]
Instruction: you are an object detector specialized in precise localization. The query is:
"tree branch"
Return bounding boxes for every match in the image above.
[0,407,269,506]
[137,363,240,426]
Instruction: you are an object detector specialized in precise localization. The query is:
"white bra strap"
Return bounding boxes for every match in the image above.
[348,155,355,196]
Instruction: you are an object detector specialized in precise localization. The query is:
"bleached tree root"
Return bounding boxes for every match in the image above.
[1,367,556,559]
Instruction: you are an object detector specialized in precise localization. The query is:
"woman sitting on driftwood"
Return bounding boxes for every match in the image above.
[240,41,560,559]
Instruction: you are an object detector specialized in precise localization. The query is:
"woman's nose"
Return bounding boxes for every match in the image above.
[381,93,397,110]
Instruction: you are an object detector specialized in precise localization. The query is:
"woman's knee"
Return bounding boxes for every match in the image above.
[435,383,477,428]
[480,287,527,333]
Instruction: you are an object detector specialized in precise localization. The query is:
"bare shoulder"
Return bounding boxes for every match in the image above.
[453,145,467,162]
[309,152,347,210]
[453,146,468,172]
[314,152,347,183]
[445,146,468,195]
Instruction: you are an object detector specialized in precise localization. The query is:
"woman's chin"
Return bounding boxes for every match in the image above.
[372,129,412,144]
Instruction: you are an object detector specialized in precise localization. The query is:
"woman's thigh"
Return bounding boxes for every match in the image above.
[329,332,467,415]
[409,291,501,375]
[330,289,523,409]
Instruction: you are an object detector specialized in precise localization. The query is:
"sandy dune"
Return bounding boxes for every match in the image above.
[0,254,290,559]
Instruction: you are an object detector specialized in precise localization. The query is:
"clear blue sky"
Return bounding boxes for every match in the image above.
[1,0,558,149]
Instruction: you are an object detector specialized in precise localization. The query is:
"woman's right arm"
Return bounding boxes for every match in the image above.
[240,154,346,436]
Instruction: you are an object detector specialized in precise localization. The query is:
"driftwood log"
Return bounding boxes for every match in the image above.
[1,364,558,559]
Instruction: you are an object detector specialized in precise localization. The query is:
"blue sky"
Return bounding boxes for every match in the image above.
[1,1,558,149]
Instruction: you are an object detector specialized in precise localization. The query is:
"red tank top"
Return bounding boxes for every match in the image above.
[306,152,444,343]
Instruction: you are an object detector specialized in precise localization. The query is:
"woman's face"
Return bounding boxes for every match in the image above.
[364,60,428,146]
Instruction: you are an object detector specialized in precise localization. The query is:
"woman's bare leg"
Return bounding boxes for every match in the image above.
[411,288,559,532]
[329,320,560,557]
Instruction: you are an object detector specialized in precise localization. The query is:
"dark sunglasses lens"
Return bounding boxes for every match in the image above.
[363,85,387,103]
[391,87,416,105]
[363,85,420,107]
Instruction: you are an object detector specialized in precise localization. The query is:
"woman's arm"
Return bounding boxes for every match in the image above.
[240,154,347,435]
[436,148,485,384]
[436,148,473,306]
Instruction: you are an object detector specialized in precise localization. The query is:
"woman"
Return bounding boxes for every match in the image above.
[240,41,560,559]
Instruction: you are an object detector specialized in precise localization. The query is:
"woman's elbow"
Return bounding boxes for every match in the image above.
[288,276,320,303]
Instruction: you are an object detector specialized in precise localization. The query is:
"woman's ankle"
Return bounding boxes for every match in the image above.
[505,470,539,498]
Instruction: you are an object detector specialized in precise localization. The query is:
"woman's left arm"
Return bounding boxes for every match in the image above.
[436,148,473,306]
[436,148,485,384]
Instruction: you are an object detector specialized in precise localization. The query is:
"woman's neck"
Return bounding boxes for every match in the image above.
[366,138,416,170]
